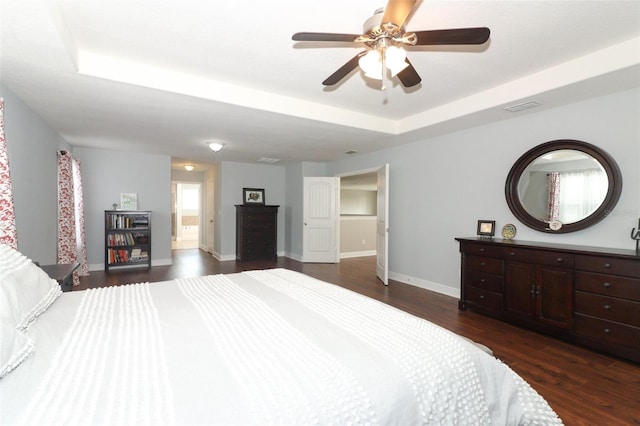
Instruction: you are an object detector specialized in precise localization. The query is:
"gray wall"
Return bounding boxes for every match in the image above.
[284,161,327,260]
[74,147,172,269]
[326,88,640,295]
[218,161,287,260]
[3,82,638,298]
[1,85,71,263]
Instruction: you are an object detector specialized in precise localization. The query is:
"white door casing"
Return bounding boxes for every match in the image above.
[206,178,214,253]
[376,164,389,285]
[303,177,339,263]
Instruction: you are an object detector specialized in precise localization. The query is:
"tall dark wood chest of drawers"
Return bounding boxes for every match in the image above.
[235,205,279,261]
[456,237,640,363]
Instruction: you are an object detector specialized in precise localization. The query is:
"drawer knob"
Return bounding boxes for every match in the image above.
[481,262,486,266]
[480,248,485,252]
[603,263,611,268]
[603,304,611,310]
[480,278,486,283]
[556,257,563,262]
[479,295,485,299]
[603,282,611,288]
[603,328,611,334]
[509,252,515,256]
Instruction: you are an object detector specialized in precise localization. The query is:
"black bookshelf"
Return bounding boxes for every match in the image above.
[104,210,151,271]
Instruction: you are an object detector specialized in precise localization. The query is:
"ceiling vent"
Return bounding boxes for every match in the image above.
[258,157,280,163]
[345,150,358,155]
[504,101,542,112]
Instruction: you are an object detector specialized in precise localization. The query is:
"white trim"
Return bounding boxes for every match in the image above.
[340,250,376,259]
[340,215,376,221]
[152,258,173,267]
[389,271,460,299]
[88,257,173,272]
[285,251,303,262]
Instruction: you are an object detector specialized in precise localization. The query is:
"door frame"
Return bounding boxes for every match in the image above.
[171,180,202,248]
[335,165,389,283]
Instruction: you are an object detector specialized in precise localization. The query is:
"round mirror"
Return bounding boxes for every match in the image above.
[505,140,622,233]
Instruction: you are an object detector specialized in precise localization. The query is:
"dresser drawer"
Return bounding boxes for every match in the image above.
[574,313,640,350]
[575,291,640,327]
[465,270,503,293]
[504,247,574,268]
[461,242,502,258]
[575,271,640,301]
[465,285,503,312]
[575,255,640,278]
[465,255,503,275]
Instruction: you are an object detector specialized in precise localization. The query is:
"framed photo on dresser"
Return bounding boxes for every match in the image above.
[243,188,265,205]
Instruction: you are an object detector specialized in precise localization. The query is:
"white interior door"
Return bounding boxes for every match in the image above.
[376,164,389,285]
[206,178,214,253]
[303,177,339,263]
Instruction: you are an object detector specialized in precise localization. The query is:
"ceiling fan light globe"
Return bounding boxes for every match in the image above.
[363,69,383,80]
[388,59,409,77]
[358,50,382,78]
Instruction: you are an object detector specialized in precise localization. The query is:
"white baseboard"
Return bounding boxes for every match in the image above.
[284,251,303,262]
[389,271,460,299]
[340,250,376,259]
[152,258,172,267]
[88,258,172,272]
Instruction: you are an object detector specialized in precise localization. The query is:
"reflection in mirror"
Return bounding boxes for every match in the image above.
[505,140,622,234]
[517,150,608,225]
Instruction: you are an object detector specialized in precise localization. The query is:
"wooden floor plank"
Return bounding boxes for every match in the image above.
[78,250,640,425]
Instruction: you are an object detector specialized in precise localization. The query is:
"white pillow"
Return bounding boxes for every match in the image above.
[0,244,62,331]
[0,323,34,379]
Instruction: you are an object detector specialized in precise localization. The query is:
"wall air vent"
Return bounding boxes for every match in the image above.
[258,157,280,163]
[345,150,358,155]
[504,101,542,112]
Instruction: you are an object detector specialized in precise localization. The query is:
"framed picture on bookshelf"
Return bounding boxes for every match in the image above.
[120,193,138,210]
[243,188,265,205]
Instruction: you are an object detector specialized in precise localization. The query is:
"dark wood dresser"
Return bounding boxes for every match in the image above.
[236,205,279,261]
[456,237,640,363]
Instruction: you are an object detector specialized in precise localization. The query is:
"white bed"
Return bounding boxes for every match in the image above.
[0,244,562,425]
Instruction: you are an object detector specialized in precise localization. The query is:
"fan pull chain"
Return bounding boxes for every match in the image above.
[381,48,388,91]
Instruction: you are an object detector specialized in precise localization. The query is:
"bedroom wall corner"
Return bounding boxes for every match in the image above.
[326,87,640,299]
[73,147,172,270]
[0,84,72,263]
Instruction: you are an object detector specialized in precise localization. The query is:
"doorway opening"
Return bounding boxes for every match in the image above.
[172,182,201,250]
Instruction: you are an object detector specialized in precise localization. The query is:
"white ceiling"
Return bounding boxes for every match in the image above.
[1,0,639,171]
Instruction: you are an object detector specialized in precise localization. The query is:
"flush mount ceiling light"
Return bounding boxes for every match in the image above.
[184,165,194,171]
[208,141,225,152]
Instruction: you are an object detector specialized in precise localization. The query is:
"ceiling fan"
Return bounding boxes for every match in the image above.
[292,0,490,90]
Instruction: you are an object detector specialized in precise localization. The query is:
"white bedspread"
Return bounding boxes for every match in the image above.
[0,269,562,425]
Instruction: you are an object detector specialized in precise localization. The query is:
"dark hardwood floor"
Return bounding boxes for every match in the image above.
[79,249,640,425]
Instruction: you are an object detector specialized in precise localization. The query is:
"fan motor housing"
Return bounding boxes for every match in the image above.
[363,8,403,39]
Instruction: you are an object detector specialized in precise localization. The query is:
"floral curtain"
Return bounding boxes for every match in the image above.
[57,151,88,285]
[547,172,561,223]
[0,98,18,249]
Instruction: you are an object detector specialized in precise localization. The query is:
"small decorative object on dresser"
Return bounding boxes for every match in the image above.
[631,218,640,254]
[456,237,640,363]
[243,187,265,205]
[477,220,495,237]
[501,224,517,240]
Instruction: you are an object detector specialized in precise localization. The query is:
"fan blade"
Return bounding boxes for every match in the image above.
[382,0,418,28]
[396,59,421,87]
[322,53,363,86]
[292,32,362,42]
[412,27,490,45]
